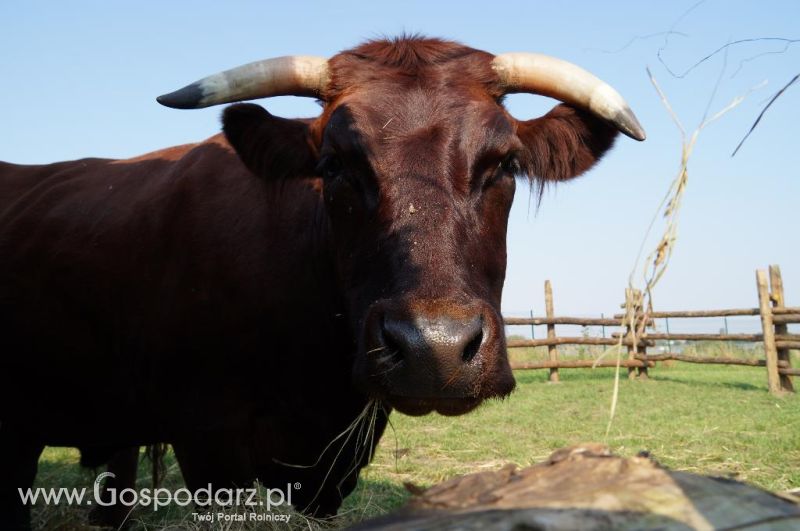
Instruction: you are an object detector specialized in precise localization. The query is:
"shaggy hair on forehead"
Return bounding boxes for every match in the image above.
[324,35,502,100]
[347,35,479,69]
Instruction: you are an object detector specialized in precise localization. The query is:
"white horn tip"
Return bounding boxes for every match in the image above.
[157,82,210,110]
[615,106,646,141]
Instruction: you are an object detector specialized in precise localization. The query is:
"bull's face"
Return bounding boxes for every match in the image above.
[315,88,521,415]
[158,37,645,416]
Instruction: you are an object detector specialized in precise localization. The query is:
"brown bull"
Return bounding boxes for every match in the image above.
[0,36,643,529]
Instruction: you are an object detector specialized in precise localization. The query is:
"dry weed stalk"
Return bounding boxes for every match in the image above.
[596,69,760,437]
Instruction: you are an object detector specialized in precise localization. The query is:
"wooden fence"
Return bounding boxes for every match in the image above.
[504,265,798,395]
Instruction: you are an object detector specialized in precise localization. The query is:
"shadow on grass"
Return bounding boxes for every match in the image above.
[32,448,180,530]
[30,448,406,530]
[513,368,632,385]
[648,374,764,392]
[338,478,410,526]
[513,365,770,392]
[35,447,166,490]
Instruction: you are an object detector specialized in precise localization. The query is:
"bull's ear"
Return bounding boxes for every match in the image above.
[516,103,618,183]
[222,103,317,179]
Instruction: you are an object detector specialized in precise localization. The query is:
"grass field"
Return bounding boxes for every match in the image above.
[31,360,800,529]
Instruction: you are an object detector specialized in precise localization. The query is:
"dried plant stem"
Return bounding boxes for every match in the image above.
[600,69,758,438]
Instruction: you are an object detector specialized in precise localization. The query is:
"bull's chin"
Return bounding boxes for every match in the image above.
[387,395,481,417]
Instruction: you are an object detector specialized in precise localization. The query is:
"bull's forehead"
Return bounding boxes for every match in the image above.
[337,84,504,134]
[323,90,518,177]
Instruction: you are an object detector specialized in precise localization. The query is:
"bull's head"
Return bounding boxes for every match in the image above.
[158,38,644,416]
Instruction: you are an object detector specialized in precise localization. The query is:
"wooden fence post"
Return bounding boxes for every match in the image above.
[545,280,559,383]
[620,288,650,379]
[624,288,638,379]
[637,291,649,380]
[530,309,535,340]
[665,317,671,353]
[769,265,794,392]
[756,269,782,395]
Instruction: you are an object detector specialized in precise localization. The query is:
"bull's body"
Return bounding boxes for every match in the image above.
[0,136,382,521]
[0,37,643,529]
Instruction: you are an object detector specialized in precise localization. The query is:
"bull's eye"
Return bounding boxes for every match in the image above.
[499,154,520,176]
[483,154,519,189]
[319,155,344,180]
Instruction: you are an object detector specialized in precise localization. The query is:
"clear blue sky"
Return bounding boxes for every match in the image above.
[1,0,797,318]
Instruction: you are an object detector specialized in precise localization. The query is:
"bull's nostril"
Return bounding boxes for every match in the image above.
[461,327,483,363]
[381,321,405,363]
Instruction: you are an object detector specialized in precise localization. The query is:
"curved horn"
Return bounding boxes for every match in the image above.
[157,56,329,109]
[492,53,645,141]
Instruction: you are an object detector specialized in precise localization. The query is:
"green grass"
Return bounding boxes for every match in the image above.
[30,362,800,529]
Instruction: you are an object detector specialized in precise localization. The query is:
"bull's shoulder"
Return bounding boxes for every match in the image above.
[114,134,235,165]
[0,135,245,206]
[0,134,255,249]
[0,134,238,182]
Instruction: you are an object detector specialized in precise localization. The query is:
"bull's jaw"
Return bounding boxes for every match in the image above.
[386,395,483,416]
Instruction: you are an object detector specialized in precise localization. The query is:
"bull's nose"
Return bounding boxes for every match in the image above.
[357,300,515,411]
[381,314,485,371]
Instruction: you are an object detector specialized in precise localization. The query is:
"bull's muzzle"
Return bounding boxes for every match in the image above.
[358,299,515,415]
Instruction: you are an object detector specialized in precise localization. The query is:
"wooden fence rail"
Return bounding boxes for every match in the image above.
[512,360,655,370]
[634,354,791,367]
[504,264,797,395]
[508,337,653,348]
[504,316,625,327]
